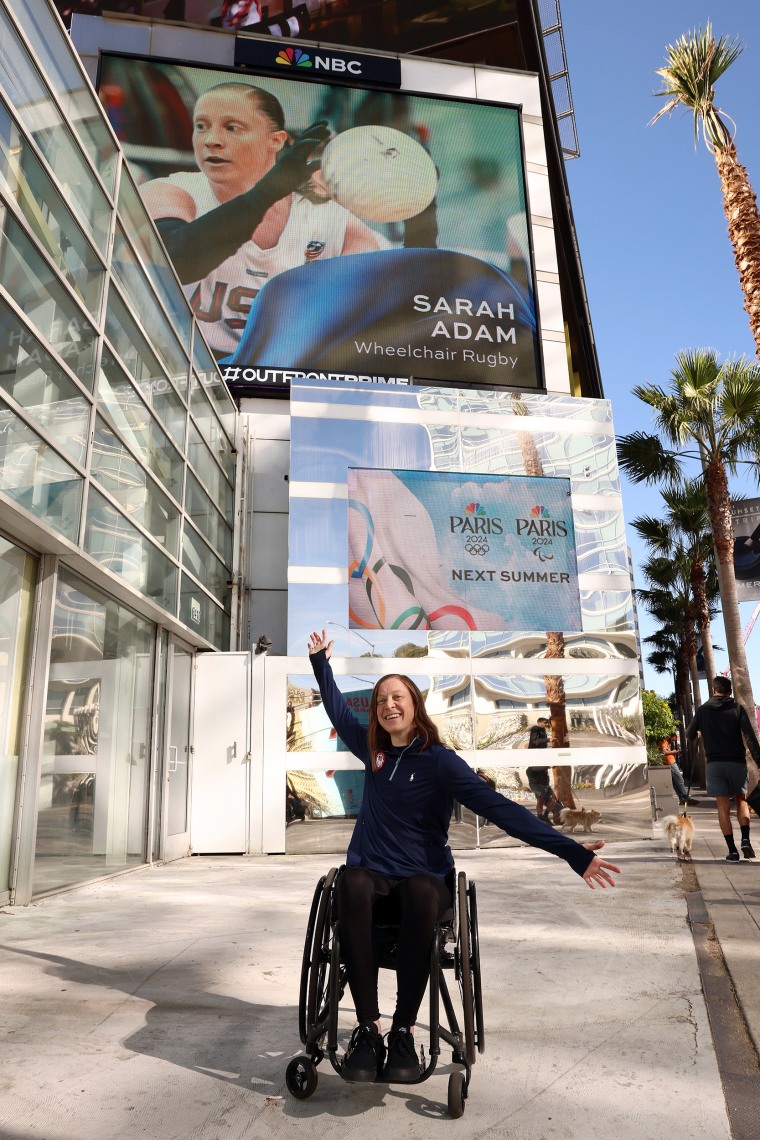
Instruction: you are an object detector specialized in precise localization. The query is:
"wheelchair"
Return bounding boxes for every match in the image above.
[285,866,485,1118]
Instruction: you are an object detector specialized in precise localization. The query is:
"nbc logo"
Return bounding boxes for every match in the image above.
[530,505,550,518]
[464,502,486,516]
[276,47,312,68]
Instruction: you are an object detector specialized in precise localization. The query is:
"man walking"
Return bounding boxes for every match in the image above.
[686,676,760,861]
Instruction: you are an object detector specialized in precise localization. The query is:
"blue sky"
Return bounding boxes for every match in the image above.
[562,0,760,697]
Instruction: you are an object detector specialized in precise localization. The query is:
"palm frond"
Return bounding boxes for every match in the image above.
[650,23,741,150]
[617,431,683,485]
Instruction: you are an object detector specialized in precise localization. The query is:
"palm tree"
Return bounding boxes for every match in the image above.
[651,24,760,356]
[618,348,760,724]
[631,478,718,688]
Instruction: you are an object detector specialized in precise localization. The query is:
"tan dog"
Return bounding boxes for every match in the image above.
[662,813,695,860]
[559,807,601,833]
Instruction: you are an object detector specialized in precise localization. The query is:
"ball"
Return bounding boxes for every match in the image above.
[320,126,437,223]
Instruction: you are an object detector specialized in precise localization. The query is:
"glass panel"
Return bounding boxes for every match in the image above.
[182,523,229,598]
[116,174,192,347]
[0,398,82,540]
[185,470,233,565]
[187,420,234,523]
[179,573,229,649]
[19,0,117,190]
[91,417,181,557]
[166,645,192,837]
[0,538,36,896]
[110,228,190,396]
[190,375,235,482]
[34,571,154,896]
[0,97,104,318]
[191,343,236,441]
[85,487,178,613]
[0,297,90,466]
[0,9,111,251]
[0,206,98,390]
[105,285,188,438]
[97,345,184,502]
[284,770,365,855]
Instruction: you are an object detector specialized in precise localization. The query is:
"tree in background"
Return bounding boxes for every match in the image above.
[618,348,760,727]
[652,24,760,357]
[642,690,677,765]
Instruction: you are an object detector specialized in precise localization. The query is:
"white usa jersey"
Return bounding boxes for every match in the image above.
[163,172,350,356]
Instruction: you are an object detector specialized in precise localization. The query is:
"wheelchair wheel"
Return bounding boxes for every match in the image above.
[448,1070,467,1118]
[305,866,339,1040]
[286,1056,318,1099]
[456,872,477,1065]
[469,880,486,1054]
[298,872,329,1044]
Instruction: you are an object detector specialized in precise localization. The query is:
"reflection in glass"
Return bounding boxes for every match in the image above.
[575,510,628,574]
[97,346,183,502]
[0,207,97,389]
[185,470,233,565]
[179,572,230,650]
[0,297,89,466]
[84,487,178,612]
[0,8,111,251]
[187,420,234,523]
[285,770,366,855]
[116,174,191,346]
[0,538,36,896]
[182,523,228,598]
[0,398,82,540]
[0,99,104,318]
[91,417,181,557]
[190,372,234,481]
[35,571,154,896]
[20,0,118,192]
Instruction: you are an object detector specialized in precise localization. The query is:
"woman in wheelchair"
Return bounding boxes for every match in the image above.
[307,629,621,1084]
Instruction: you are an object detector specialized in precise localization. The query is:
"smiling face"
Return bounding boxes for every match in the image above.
[375,676,416,746]
[192,88,287,202]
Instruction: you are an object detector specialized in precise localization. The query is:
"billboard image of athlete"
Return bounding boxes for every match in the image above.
[140,83,384,357]
[103,56,541,386]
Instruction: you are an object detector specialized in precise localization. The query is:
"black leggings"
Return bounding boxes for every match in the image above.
[336,866,452,1028]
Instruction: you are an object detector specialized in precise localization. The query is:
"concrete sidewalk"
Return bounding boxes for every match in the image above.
[2,827,748,1140]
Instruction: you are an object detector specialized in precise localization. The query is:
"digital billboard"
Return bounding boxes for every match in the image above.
[67,2,519,56]
[730,497,760,600]
[97,54,541,392]
[347,469,581,632]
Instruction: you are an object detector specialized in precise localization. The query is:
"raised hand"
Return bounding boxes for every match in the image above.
[308,629,334,658]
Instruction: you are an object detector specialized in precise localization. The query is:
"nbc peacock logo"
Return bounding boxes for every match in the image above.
[276,47,312,68]
[464,502,486,516]
[530,505,550,519]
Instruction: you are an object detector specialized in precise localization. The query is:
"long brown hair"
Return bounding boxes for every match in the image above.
[367,674,442,763]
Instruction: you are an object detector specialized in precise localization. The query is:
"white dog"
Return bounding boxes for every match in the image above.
[662,813,695,860]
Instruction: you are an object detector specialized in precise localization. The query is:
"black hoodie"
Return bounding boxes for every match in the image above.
[686,696,760,765]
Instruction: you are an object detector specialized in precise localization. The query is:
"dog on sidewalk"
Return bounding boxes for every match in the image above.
[558,806,601,833]
[662,813,695,860]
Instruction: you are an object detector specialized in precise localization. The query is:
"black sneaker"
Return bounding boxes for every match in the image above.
[741,841,756,859]
[342,1023,385,1083]
[383,1026,421,1083]
[725,851,740,862]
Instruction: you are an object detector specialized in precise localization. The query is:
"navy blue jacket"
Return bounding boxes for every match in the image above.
[311,651,594,880]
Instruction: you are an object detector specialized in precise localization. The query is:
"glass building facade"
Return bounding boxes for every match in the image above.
[0,0,238,904]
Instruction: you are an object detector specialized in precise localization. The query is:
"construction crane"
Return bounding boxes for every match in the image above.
[721,600,760,676]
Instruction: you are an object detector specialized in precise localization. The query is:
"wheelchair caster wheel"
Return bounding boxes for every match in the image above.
[286,1056,318,1099]
[448,1070,467,1118]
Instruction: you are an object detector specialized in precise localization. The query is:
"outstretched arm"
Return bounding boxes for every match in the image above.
[581,842,621,889]
[308,629,369,763]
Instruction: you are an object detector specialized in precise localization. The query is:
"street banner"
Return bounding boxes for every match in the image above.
[730,497,760,600]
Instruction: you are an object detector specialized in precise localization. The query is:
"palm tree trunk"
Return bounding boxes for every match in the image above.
[545,632,576,810]
[703,455,757,725]
[690,561,717,688]
[715,142,760,360]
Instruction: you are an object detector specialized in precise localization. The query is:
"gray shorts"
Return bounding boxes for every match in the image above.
[705,761,748,798]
